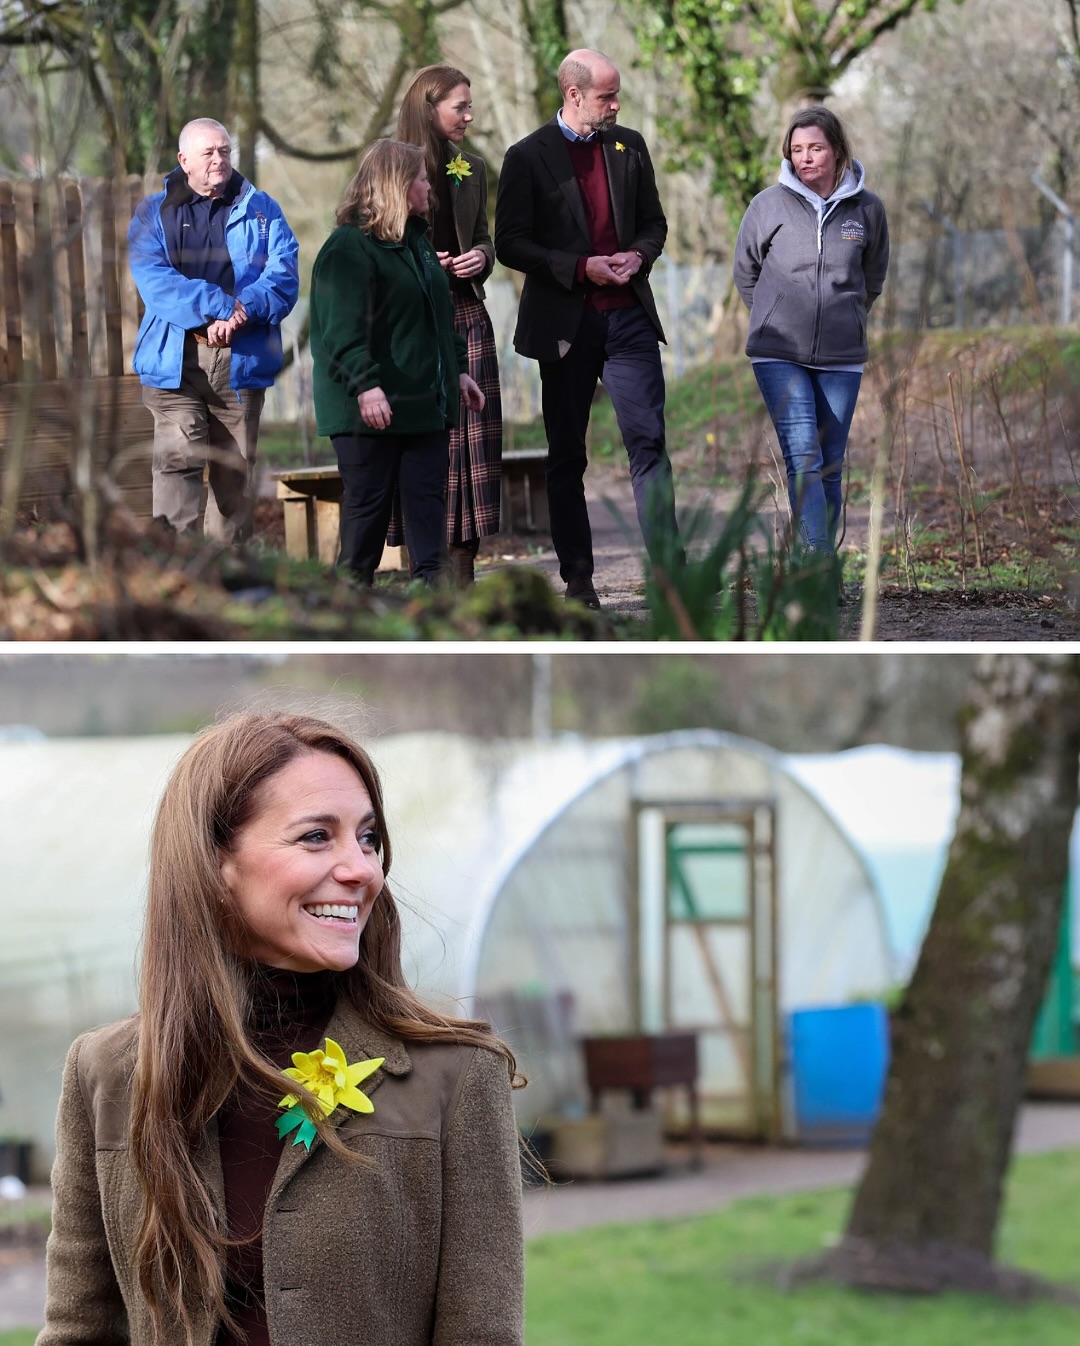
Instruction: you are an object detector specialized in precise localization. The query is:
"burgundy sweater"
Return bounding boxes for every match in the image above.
[215,966,337,1346]
[567,138,637,312]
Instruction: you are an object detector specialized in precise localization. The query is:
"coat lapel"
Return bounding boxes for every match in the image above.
[601,131,631,248]
[538,124,590,244]
[448,159,477,256]
[265,1002,411,1204]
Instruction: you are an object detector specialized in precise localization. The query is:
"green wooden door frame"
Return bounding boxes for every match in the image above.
[1032,878,1076,1060]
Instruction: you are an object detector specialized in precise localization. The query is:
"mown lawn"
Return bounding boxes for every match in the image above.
[524,1149,1080,1346]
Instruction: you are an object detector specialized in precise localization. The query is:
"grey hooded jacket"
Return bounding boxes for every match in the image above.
[733,159,889,365]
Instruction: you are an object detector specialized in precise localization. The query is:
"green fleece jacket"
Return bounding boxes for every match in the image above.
[37,1005,524,1346]
[310,217,468,437]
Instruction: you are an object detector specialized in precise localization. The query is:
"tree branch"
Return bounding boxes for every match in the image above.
[258,118,363,162]
[832,0,923,73]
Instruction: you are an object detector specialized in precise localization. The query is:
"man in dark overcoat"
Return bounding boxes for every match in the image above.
[495,48,683,609]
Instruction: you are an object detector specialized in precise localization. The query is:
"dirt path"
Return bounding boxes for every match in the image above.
[480,474,1080,640]
[522,1101,1080,1237]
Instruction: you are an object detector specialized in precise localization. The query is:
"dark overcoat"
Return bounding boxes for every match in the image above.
[494,118,667,362]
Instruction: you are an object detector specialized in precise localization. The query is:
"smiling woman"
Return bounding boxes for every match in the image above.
[36,712,525,1346]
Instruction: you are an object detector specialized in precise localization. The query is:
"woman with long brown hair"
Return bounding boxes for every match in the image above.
[38,711,524,1346]
[310,140,486,586]
[392,64,502,587]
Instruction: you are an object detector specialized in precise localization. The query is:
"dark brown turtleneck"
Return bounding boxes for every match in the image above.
[215,965,337,1346]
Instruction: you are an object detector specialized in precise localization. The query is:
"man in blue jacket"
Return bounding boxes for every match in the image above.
[128,118,299,541]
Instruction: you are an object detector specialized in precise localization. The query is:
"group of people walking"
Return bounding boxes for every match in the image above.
[128,47,889,607]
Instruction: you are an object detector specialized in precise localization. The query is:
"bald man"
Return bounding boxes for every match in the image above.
[128,118,299,542]
[495,49,683,609]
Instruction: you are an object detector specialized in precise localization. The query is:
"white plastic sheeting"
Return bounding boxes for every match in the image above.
[0,730,893,1168]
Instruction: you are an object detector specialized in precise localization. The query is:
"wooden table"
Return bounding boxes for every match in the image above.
[581,1032,704,1169]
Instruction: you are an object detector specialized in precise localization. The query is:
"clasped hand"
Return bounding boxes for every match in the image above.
[585,252,642,286]
[436,248,486,279]
[206,299,248,347]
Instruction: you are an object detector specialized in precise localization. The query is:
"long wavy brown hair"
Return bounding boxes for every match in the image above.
[130,711,519,1343]
[396,64,471,185]
[335,139,426,242]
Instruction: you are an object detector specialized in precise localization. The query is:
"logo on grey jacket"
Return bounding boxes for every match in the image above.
[840,218,865,243]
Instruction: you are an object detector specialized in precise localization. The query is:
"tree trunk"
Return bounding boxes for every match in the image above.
[834,652,1080,1293]
[230,0,259,184]
[520,0,569,123]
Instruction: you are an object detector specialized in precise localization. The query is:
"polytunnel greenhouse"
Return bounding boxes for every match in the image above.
[0,729,895,1176]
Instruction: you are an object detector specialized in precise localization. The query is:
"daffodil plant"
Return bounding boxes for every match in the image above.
[445,154,472,185]
[275,1037,384,1150]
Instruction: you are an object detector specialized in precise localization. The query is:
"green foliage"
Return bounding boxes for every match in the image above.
[520,0,570,121]
[525,1150,1080,1346]
[0,0,240,173]
[630,659,728,733]
[641,471,847,640]
[637,0,771,226]
[634,0,957,221]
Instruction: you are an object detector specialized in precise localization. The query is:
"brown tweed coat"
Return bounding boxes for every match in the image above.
[440,145,495,301]
[37,1003,524,1346]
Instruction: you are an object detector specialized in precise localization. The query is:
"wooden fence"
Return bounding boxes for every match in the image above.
[0,176,154,518]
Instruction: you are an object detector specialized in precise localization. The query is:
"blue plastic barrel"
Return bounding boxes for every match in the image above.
[788,1003,890,1145]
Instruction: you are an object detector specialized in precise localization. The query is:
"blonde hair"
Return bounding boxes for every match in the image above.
[130,711,518,1344]
[335,139,426,242]
[396,64,472,184]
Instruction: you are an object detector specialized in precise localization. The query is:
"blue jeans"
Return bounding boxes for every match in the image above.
[752,362,862,552]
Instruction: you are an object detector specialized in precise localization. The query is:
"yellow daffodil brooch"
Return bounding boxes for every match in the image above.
[446,153,472,185]
[615,142,626,152]
[275,1037,384,1151]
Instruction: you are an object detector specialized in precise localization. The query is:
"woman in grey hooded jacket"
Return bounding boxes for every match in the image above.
[733,107,889,553]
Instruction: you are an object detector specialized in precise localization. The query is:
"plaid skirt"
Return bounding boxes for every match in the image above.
[386,294,503,547]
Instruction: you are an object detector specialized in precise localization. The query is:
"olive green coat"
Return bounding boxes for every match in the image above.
[310,217,469,439]
[37,1004,524,1346]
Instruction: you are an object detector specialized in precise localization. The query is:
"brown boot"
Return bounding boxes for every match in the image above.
[448,543,475,589]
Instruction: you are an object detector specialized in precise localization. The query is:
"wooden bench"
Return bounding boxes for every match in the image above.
[500,447,549,532]
[272,448,551,567]
[270,465,408,570]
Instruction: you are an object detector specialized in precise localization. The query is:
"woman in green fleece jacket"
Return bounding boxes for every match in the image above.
[310,140,485,585]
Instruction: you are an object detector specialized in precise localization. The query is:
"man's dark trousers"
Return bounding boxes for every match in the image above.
[539,304,680,583]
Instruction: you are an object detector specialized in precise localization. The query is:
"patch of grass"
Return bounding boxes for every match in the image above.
[525,1149,1080,1346]
[257,422,333,471]
[508,359,763,483]
[0,1199,51,1237]
[0,1331,38,1346]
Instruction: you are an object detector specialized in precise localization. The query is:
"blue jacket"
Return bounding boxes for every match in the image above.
[128,171,299,390]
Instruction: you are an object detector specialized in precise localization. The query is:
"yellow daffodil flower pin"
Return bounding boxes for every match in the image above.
[275,1037,384,1150]
[446,154,472,185]
[615,142,626,152]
